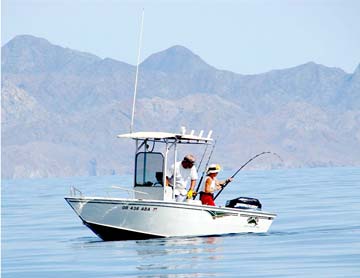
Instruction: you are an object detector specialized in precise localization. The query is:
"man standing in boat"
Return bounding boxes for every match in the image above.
[167,154,198,202]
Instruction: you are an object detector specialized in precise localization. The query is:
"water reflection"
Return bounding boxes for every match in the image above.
[134,236,223,277]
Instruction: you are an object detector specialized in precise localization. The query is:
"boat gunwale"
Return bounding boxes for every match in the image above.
[64,196,277,218]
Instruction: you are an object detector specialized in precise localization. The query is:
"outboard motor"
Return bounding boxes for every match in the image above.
[225,197,262,210]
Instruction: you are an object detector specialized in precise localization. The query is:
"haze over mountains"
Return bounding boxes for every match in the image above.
[2,35,360,179]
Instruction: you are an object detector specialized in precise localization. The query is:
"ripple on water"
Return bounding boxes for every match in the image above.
[2,167,360,278]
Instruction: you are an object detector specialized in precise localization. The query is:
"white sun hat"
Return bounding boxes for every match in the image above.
[207,164,221,174]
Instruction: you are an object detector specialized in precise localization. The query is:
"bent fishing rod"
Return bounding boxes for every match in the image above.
[213,151,283,201]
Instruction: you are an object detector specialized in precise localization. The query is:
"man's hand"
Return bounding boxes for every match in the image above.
[187,190,197,199]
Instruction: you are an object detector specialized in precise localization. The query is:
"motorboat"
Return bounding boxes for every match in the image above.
[65,130,276,241]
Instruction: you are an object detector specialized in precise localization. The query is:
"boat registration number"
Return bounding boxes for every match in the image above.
[122,205,155,212]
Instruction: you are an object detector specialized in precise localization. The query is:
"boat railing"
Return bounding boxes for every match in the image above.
[70,186,83,197]
[111,185,149,198]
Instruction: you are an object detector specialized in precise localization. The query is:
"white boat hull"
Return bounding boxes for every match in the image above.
[65,197,276,240]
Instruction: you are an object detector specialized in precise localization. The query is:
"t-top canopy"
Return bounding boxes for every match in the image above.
[117,131,213,144]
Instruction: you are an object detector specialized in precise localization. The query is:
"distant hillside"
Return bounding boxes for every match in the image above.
[2,35,360,179]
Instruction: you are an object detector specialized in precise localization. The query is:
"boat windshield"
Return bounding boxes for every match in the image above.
[135,152,164,187]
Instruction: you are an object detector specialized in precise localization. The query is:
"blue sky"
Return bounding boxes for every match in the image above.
[2,0,359,74]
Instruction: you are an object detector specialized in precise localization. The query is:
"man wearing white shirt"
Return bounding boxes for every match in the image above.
[167,154,198,202]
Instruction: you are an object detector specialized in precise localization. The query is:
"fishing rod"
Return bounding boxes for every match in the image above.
[193,139,217,199]
[197,143,209,173]
[213,151,283,200]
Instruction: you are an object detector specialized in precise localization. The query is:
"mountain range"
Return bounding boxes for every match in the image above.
[2,35,360,179]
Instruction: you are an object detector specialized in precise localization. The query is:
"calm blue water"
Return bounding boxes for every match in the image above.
[2,167,360,277]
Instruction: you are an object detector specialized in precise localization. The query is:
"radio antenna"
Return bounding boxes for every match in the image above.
[130,9,145,133]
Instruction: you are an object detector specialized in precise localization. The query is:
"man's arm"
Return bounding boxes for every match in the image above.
[190,179,196,191]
